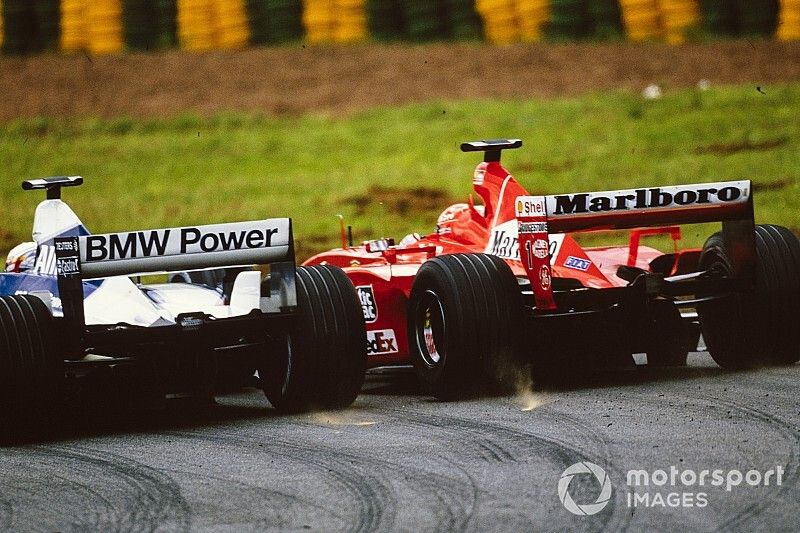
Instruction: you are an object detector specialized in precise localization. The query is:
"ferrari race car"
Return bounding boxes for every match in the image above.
[0,176,366,440]
[305,139,800,399]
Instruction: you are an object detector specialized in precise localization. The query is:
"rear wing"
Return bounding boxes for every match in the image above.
[517,181,755,310]
[54,218,297,330]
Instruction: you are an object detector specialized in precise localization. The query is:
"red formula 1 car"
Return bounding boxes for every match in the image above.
[305,139,800,398]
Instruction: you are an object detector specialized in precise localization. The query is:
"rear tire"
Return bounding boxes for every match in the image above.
[0,295,61,443]
[698,225,800,368]
[407,253,524,400]
[261,265,366,412]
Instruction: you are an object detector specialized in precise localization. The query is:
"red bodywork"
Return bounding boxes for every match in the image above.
[304,158,705,368]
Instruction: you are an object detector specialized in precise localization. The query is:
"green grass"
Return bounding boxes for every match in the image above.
[1,83,799,260]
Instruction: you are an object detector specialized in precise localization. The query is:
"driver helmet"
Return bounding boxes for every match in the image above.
[5,242,36,273]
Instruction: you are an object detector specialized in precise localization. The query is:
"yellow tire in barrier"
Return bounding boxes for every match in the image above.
[516,0,549,42]
[477,0,520,44]
[178,0,216,50]
[620,0,662,41]
[777,0,800,40]
[333,0,367,43]
[61,0,88,53]
[215,0,249,48]
[303,0,335,43]
[659,0,698,44]
[87,0,124,55]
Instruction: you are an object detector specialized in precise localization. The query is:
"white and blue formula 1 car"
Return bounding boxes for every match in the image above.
[0,176,366,440]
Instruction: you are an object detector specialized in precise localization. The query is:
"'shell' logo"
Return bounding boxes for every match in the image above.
[357,285,378,323]
[367,329,398,356]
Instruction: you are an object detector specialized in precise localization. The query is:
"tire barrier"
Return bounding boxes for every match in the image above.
[737,0,779,36]
[216,0,250,48]
[547,0,591,40]
[87,0,124,54]
[303,0,366,43]
[2,0,60,54]
[59,0,124,54]
[778,0,800,40]
[619,0,662,41]
[404,0,447,42]
[448,0,482,40]
[177,0,216,50]
[476,0,519,44]
[177,0,251,50]
[366,0,404,40]
[262,0,304,43]
[589,0,623,39]
[660,0,700,43]
[698,0,780,36]
[0,0,797,55]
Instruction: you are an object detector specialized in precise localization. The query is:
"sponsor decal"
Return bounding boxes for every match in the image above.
[518,222,548,234]
[33,244,57,276]
[486,220,564,262]
[487,221,520,260]
[367,329,398,356]
[515,196,547,217]
[356,285,378,323]
[83,225,280,262]
[54,236,81,278]
[422,308,441,363]
[539,265,551,290]
[564,256,591,272]
[473,169,486,185]
[547,182,749,217]
[533,239,549,259]
[75,219,291,278]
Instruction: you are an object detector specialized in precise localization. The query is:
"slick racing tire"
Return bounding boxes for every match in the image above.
[698,225,800,369]
[0,295,61,443]
[262,265,366,413]
[407,253,524,400]
[646,299,689,367]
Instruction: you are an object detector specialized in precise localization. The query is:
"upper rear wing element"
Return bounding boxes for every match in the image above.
[77,219,292,278]
[22,176,83,199]
[517,181,755,310]
[54,218,297,330]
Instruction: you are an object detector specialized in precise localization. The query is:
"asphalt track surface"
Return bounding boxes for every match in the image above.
[1,352,797,532]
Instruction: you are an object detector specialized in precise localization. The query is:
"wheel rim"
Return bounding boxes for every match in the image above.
[415,290,446,368]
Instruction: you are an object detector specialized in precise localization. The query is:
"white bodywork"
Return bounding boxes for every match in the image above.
[25,198,274,327]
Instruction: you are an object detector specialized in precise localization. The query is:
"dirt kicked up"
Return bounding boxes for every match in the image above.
[2,40,800,121]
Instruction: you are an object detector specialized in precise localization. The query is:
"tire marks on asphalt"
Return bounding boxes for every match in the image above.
[0,445,191,532]
[625,385,798,531]
[380,406,629,532]
[682,394,798,532]
[162,429,397,533]
[0,500,12,530]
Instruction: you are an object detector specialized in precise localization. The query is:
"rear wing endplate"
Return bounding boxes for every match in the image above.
[54,218,297,334]
[517,181,755,310]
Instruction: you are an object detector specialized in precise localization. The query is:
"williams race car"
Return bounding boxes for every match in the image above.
[305,139,800,399]
[1,176,366,440]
